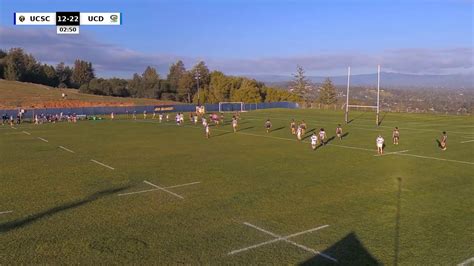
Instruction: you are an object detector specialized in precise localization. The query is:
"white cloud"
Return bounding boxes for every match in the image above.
[1,26,472,77]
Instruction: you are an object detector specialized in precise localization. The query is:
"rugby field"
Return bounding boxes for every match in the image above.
[1,109,473,265]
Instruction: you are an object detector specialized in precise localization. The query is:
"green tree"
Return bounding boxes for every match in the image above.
[177,71,195,102]
[3,48,27,80]
[0,49,7,78]
[318,78,338,104]
[291,65,312,103]
[71,59,95,88]
[41,64,59,87]
[141,66,161,98]
[128,73,143,97]
[167,60,186,93]
[207,71,235,103]
[56,62,72,88]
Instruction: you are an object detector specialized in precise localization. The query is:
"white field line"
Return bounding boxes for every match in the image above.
[22,131,31,135]
[118,181,201,196]
[458,257,474,266]
[229,222,336,262]
[90,159,115,170]
[374,150,410,157]
[143,180,184,199]
[0,210,13,215]
[118,188,160,196]
[59,145,75,153]
[394,153,474,165]
[460,139,474,143]
[165,181,201,189]
[37,137,48,142]
[127,120,474,166]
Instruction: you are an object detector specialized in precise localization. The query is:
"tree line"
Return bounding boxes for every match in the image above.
[0,48,303,104]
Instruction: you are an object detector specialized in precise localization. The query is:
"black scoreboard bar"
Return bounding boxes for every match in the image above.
[55,12,80,26]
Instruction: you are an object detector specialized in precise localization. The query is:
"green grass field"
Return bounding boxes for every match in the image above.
[1,109,473,265]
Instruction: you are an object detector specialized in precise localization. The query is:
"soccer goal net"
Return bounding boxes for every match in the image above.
[218,102,246,112]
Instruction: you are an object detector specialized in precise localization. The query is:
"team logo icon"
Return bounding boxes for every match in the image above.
[110,14,118,23]
[19,15,25,22]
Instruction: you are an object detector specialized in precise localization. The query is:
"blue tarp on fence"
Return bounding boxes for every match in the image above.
[1,102,298,117]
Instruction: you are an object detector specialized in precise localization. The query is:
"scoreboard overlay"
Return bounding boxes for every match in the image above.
[14,12,121,34]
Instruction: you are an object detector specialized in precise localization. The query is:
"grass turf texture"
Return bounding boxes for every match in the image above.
[0,79,174,109]
[1,109,473,264]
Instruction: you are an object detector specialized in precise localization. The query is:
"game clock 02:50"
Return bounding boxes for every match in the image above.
[56,26,80,35]
[56,12,80,26]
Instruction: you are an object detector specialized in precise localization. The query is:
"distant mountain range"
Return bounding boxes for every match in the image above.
[246,72,473,90]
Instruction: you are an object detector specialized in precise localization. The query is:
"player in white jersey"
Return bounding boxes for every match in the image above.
[202,117,207,127]
[166,114,169,122]
[193,114,198,125]
[176,114,181,125]
[265,119,272,133]
[319,128,327,145]
[205,123,210,138]
[336,124,343,140]
[310,133,318,150]
[110,112,114,120]
[376,135,385,155]
[296,126,302,141]
[143,110,147,119]
[232,116,238,133]
[179,113,184,123]
[152,112,156,119]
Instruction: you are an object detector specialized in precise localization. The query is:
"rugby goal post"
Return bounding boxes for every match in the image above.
[218,102,246,112]
[344,65,381,126]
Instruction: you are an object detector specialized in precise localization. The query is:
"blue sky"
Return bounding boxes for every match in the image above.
[0,0,472,77]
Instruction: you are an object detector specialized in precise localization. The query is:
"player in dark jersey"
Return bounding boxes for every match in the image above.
[336,124,343,140]
[300,120,307,135]
[440,131,447,150]
[265,119,272,133]
[392,127,400,145]
[290,119,296,135]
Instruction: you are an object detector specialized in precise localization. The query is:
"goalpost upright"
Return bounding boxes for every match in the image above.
[344,65,381,126]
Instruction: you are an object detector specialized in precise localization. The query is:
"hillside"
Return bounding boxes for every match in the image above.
[0,79,176,109]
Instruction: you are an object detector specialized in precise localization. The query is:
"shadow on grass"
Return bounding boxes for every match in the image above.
[299,232,379,265]
[0,186,130,233]
[341,132,349,139]
[394,177,402,266]
[378,112,387,126]
[214,131,233,137]
[346,113,365,125]
[325,136,336,145]
[271,126,285,132]
[239,126,254,132]
[435,139,442,148]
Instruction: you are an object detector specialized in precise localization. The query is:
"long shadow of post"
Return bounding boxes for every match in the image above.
[0,186,130,233]
[394,177,402,266]
[271,126,285,133]
[299,232,379,265]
